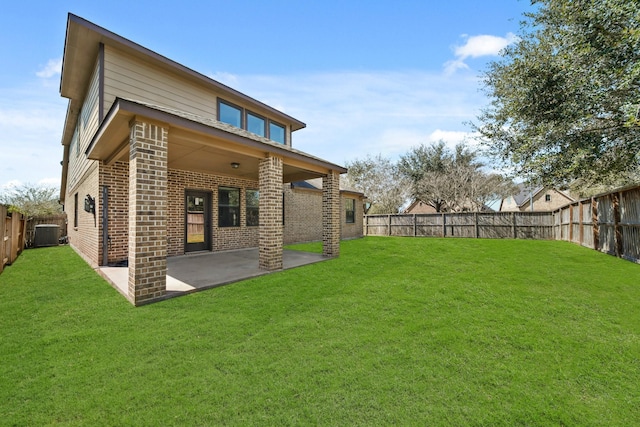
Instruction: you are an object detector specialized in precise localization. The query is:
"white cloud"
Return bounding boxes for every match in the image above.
[427,129,479,147]
[214,70,487,164]
[0,94,66,190]
[36,58,62,78]
[444,33,518,75]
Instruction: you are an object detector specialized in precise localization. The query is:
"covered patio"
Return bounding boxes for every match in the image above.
[86,99,345,306]
[99,248,327,301]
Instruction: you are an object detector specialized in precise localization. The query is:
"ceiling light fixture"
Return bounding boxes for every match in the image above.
[230,162,240,169]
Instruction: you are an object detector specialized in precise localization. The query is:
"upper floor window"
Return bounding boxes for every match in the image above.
[217,98,287,144]
[247,112,266,137]
[218,100,242,128]
[545,194,551,202]
[269,121,285,144]
[345,199,355,223]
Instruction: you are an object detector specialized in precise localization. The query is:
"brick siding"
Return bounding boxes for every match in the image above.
[128,121,168,305]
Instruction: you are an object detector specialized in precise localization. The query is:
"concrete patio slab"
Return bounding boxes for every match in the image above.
[99,248,326,302]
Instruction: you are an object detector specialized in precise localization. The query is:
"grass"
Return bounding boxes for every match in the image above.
[1,237,639,426]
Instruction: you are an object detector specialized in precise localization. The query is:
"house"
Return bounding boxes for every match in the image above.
[284,179,364,244]
[499,184,575,212]
[59,14,361,305]
[403,200,437,214]
[403,199,492,214]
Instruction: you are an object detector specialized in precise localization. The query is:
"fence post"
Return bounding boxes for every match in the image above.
[364,215,368,236]
[442,213,446,237]
[10,212,22,263]
[413,214,417,237]
[512,212,517,239]
[0,205,6,274]
[578,201,583,245]
[568,203,574,243]
[592,197,599,251]
[474,212,479,238]
[613,192,623,258]
[387,214,391,236]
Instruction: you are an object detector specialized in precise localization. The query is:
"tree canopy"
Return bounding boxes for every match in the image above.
[0,183,62,217]
[343,154,409,214]
[398,141,515,212]
[475,0,640,188]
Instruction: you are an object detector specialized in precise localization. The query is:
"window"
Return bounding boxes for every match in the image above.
[218,100,242,128]
[246,112,266,137]
[217,98,287,144]
[218,187,240,227]
[74,193,79,228]
[269,121,285,144]
[246,189,259,226]
[545,194,551,202]
[345,198,355,223]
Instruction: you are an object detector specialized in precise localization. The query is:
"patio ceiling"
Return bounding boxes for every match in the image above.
[87,98,346,183]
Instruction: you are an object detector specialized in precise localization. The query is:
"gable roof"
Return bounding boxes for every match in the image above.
[60,13,306,149]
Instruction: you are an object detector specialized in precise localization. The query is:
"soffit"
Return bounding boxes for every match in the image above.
[87,99,345,183]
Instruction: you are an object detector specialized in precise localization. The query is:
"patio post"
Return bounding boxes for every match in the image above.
[128,119,168,305]
[322,170,340,257]
[258,154,283,270]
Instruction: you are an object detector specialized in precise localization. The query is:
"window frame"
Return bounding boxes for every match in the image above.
[246,111,266,137]
[269,120,286,144]
[217,99,243,129]
[345,198,356,224]
[246,189,259,227]
[218,186,240,228]
[217,97,287,145]
[74,193,79,228]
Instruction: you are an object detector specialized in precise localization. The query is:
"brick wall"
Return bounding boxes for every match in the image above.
[128,121,168,304]
[258,155,283,270]
[284,185,364,244]
[322,171,341,257]
[167,168,260,256]
[341,191,364,240]
[283,185,322,244]
[65,163,100,266]
[100,161,129,264]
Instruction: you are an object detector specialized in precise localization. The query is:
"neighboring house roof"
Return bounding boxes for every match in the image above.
[500,184,576,211]
[403,200,437,214]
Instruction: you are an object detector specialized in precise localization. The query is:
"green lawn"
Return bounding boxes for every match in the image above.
[1,237,639,426]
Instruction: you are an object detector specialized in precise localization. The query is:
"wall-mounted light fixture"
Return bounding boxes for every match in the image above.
[230,162,240,169]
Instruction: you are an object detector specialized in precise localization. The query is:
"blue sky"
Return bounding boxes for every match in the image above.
[0,0,533,191]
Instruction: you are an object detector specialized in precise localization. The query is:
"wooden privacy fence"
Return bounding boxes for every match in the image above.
[364,184,640,264]
[365,211,554,240]
[554,185,640,263]
[1,206,26,275]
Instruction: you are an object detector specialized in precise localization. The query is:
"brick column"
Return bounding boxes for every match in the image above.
[259,154,283,270]
[322,171,340,257]
[128,120,168,305]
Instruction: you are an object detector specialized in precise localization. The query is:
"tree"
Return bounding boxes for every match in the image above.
[343,154,410,214]
[0,183,62,217]
[399,141,514,212]
[475,0,640,187]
